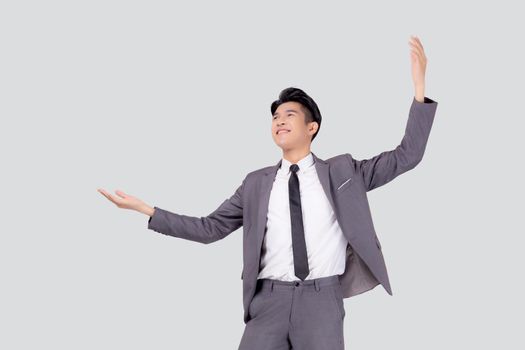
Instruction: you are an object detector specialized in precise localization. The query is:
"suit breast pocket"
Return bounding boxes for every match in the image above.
[335,177,353,195]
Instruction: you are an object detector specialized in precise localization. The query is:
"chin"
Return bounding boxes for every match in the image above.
[272,141,285,150]
[276,139,289,147]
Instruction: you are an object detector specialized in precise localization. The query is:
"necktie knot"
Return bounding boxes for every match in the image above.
[290,164,300,174]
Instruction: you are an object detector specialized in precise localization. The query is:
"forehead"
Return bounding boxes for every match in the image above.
[274,101,303,115]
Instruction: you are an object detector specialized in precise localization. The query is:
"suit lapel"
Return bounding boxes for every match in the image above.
[311,152,337,212]
[254,152,336,267]
[253,159,280,267]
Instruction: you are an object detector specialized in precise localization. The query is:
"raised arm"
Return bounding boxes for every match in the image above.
[348,96,438,192]
[349,35,438,191]
[147,178,246,244]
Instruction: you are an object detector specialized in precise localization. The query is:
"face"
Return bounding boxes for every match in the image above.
[271,101,318,151]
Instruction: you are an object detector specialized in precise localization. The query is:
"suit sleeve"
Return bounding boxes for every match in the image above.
[146,177,246,244]
[349,96,438,192]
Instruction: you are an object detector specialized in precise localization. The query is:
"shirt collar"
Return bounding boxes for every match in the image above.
[280,152,315,175]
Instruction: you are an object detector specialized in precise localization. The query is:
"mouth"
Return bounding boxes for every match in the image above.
[276,129,291,135]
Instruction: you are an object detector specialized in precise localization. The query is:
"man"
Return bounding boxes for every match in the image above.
[98,35,438,349]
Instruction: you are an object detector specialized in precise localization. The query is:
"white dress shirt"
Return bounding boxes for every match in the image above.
[257,152,348,281]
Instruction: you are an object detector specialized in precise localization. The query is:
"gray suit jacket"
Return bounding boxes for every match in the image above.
[148,96,438,324]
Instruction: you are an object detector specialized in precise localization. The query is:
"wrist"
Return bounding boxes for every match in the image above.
[415,86,425,102]
[415,94,425,103]
[138,204,155,217]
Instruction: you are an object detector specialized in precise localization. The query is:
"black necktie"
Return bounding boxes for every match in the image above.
[289,163,309,280]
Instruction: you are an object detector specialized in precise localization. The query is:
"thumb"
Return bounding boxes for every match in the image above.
[115,190,128,199]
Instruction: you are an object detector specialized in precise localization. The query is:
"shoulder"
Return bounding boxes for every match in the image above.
[324,152,355,165]
[237,164,274,185]
[324,153,359,174]
[245,165,272,179]
[325,153,347,162]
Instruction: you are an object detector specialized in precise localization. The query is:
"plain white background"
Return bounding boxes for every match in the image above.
[1,1,524,349]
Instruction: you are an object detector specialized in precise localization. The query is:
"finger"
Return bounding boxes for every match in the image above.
[98,188,111,199]
[408,40,422,56]
[115,190,127,199]
[409,43,423,62]
[410,36,426,59]
[409,41,426,63]
[103,191,115,202]
[98,189,119,205]
[107,193,121,205]
[409,35,421,46]
[413,36,425,53]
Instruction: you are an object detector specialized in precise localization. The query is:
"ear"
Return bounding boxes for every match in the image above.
[308,121,319,135]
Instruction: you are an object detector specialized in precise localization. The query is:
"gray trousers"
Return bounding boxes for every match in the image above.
[238,274,346,350]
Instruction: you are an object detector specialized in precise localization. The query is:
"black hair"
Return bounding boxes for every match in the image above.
[270,87,322,142]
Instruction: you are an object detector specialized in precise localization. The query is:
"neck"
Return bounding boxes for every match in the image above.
[282,146,311,164]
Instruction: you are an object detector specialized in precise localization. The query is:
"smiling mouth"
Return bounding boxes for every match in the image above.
[276,130,290,135]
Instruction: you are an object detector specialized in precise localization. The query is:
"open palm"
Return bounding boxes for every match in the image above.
[98,188,145,211]
[409,35,427,87]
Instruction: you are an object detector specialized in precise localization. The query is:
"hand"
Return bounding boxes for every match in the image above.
[97,188,153,215]
[409,35,427,101]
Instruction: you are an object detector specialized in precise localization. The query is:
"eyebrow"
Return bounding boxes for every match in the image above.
[273,109,299,116]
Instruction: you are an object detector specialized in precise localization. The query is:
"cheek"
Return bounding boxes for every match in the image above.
[294,124,307,137]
